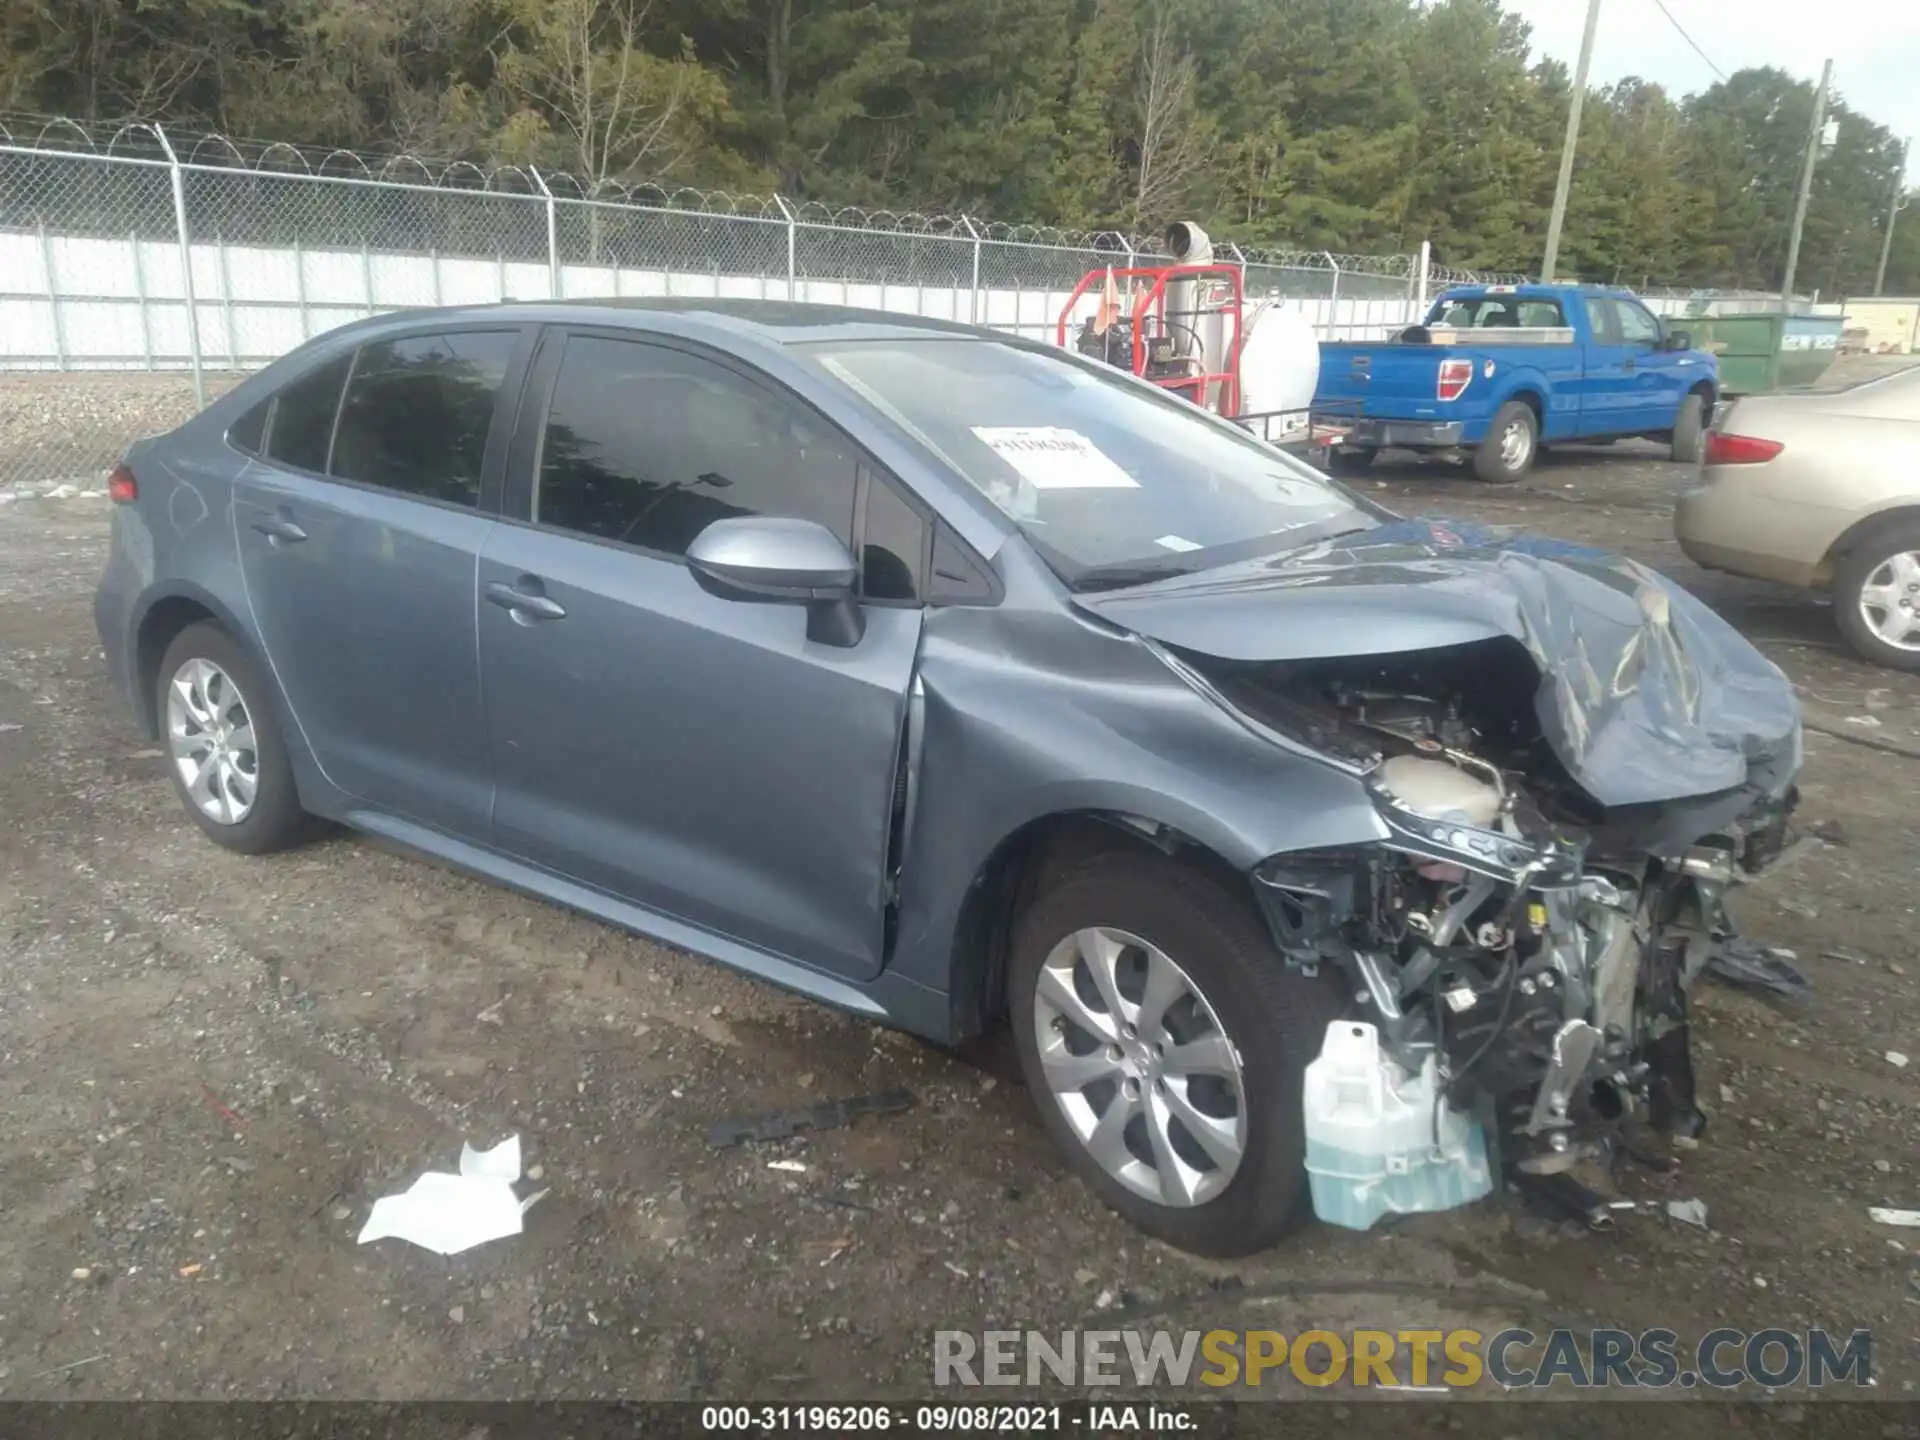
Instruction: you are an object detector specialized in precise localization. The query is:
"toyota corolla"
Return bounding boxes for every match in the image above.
[96,300,1801,1255]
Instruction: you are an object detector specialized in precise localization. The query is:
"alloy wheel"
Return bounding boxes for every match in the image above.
[1031,926,1247,1207]
[166,656,260,824]
[1857,549,1920,652]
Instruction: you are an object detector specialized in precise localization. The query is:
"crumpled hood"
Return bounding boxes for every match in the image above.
[1074,518,1801,809]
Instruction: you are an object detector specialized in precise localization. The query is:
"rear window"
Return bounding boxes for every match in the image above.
[1431,297,1565,328]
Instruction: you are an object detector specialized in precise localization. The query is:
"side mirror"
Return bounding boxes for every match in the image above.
[1665,330,1693,352]
[685,515,865,647]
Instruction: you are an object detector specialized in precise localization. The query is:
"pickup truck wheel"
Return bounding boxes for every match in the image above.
[1473,401,1537,483]
[1325,446,1377,477]
[1670,392,1708,464]
[1834,520,1920,673]
[1009,851,1347,1256]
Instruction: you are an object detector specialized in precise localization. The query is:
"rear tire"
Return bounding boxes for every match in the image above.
[1473,401,1537,483]
[1325,446,1377,478]
[1008,850,1347,1256]
[156,622,318,854]
[1833,520,1920,673]
[1670,391,1708,464]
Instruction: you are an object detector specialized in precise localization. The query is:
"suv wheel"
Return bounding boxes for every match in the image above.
[1008,851,1345,1256]
[157,622,317,852]
[1834,521,1920,673]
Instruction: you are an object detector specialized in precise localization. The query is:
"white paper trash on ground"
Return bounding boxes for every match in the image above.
[1869,1207,1920,1228]
[358,1135,546,1256]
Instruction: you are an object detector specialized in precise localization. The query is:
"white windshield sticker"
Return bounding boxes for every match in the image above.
[1154,534,1203,552]
[970,427,1140,490]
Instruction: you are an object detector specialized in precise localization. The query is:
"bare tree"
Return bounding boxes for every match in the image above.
[494,0,726,192]
[1132,1,1203,228]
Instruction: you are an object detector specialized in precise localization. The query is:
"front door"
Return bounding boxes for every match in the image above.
[478,331,923,981]
[233,327,523,835]
[1580,297,1639,435]
[1608,297,1685,433]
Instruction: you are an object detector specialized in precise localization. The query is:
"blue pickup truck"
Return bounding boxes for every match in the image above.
[1312,283,1719,482]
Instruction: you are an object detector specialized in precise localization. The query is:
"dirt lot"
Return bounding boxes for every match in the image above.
[1,370,1917,1410]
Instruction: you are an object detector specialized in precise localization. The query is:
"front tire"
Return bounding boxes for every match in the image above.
[1670,391,1708,464]
[1473,400,1537,483]
[1009,851,1346,1256]
[1833,521,1920,673]
[157,622,317,853]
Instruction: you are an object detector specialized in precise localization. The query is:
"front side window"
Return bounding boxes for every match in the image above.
[1609,299,1663,346]
[264,354,352,473]
[535,335,860,556]
[807,338,1374,589]
[330,331,516,506]
[860,474,928,601]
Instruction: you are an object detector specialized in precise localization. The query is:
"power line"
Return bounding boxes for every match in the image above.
[1647,0,1727,81]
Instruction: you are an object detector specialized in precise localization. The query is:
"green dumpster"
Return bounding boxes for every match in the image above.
[1681,311,1843,395]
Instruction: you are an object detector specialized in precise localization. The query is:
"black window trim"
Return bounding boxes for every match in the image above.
[243,324,536,518]
[505,324,979,609]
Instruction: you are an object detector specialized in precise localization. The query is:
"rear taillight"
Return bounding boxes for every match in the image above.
[1437,358,1472,402]
[107,462,138,504]
[1704,431,1784,465]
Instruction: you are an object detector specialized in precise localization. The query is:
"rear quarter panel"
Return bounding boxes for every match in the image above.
[1678,396,1920,584]
[97,422,260,735]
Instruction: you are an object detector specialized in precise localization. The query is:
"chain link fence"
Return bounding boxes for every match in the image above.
[1,116,1531,493]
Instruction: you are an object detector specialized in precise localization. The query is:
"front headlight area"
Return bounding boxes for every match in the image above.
[1253,775,1659,1225]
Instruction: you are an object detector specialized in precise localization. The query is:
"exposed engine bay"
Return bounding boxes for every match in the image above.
[1187,637,1801,1193]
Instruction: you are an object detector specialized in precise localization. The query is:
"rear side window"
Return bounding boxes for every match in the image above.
[535,335,860,557]
[228,397,270,455]
[265,354,352,473]
[331,331,516,507]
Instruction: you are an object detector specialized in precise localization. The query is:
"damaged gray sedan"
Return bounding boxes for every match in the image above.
[95,300,1801,1257]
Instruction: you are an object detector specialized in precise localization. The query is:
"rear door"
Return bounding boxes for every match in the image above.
[232,327,529,834]
[476,329,926,981]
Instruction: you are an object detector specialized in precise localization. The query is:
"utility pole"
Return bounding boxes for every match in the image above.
[1780,58,1833,307]
[1541,0,1602,282]
[1873,138,1910,296]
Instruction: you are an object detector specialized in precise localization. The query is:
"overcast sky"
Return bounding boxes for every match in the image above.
[1501,0,1918,176]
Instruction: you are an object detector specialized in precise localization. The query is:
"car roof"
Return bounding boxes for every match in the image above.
[357,297,994,348]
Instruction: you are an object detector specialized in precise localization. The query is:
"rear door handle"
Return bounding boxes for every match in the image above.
[250,511,307,545]
[484,579,567,623]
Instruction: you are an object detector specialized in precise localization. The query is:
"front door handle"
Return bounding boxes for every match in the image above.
[1622,358,1636,373]
[484,579,567,623]
[250,511,308,545]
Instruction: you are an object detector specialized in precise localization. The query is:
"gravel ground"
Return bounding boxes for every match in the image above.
[0,365,1917,1414]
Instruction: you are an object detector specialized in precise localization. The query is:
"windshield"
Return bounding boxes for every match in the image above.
[805,337,1375,588]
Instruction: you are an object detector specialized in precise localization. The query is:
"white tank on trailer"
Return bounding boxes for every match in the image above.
[1238,302,1321,430]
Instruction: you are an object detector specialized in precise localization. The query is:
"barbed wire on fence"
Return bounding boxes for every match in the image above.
[0,112,1536,283]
